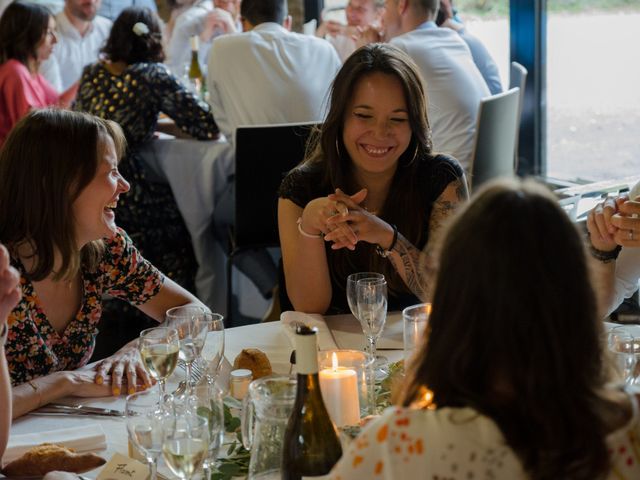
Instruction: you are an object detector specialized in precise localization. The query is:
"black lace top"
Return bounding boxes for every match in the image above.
[278,154,463,313]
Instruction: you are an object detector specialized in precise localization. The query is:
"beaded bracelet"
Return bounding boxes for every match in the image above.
[375,224,398,258]
[297,217,323,239]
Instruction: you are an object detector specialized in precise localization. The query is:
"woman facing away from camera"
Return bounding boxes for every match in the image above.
[278,43,468,315]
[75,6,219,294]
[331,179,640,479]
[0,109,205,418]
[0,1,78,146]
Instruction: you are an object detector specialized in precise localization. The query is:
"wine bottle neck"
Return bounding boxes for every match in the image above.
[295,333,318,374]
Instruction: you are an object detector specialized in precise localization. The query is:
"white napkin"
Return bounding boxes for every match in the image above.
[3,424,106,463]
[280,311,338,351]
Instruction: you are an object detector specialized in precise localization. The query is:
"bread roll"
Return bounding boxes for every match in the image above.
[233,348,272,379]
[1,443,106,476]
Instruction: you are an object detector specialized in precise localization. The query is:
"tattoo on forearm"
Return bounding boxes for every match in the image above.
[388,178,467,300]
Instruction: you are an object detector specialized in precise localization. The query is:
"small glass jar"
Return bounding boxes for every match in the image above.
[230,369,252,400]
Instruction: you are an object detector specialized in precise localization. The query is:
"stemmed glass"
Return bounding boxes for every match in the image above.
[139,326,180,402]
[126,390,174,480]
[346,272,384,320]
[199,312,225,386]
[190,384,225,480]
[608,327,640,385]
[166,306,207,394]
[162,412,210,480]
[356,276,388,371]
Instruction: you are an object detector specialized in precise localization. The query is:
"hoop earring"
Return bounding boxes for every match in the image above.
[335,138,342,159]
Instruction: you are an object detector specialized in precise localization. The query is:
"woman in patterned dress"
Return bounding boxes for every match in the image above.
[331,179,640,480]
[0,109,205,418]
[75,6,219,295]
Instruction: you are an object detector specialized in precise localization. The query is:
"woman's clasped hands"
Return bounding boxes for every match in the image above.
[301,188,395,251]
[588,194,640,251]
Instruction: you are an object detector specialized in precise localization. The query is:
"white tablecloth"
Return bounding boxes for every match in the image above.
[8,313,403,476]
[138,135,234,313]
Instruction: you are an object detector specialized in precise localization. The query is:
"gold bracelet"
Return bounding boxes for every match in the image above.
[27,380,42,408]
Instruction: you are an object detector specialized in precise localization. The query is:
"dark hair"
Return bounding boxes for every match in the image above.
[0,1,51,65]
[0,109,126,281]
[302,43,432,296]
[101,7,164,64]
[241,0,287,25]
[400,179,618,480]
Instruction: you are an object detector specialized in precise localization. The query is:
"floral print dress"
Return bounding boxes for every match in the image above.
[74,62,219,293]
[5,229,164,386]
[330,396,640,480]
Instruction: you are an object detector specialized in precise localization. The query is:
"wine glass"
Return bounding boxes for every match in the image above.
[356,277,388,373]
[346,272,384,320]
[190,384,225,480]
[199,312,225,386]
[608,327,640,385]
[139,326,180,402]
[162,412,210,480]
[126,390,174,480]
[166,306,207,394]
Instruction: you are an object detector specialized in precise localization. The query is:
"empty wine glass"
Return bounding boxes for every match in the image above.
[166,306,207,394]
[139,326,180,402]
[126,390,174,480]
[608,327,640,385]
[199,312,225,386]
[346,272,384,320]
[162,412,210,480]
[356,277,388,373]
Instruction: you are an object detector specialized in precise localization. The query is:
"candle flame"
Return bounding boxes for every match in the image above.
[332,352,338,372]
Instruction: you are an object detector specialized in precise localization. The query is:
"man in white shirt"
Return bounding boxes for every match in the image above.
[41,0,112,92]
[166,0,240,78]
[359,0,489,171]
[207,0,341,141]
[316,0,383,62]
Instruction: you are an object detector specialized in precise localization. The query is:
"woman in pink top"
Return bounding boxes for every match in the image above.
[0,1,77,146]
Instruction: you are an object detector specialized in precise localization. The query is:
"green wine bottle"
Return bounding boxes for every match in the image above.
[282,325,343,479]
[188,35,203,98]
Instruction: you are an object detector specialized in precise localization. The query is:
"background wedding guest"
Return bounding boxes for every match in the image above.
[75,6,219,295]
[40,0,112,92]
[357,0,489,172]
[278,44,467,314]
[331,179,640,479]
[436,0,502,94]
[316,0,384,62]
[166,0,240,78]
[0,109,206,418]
[0,1,77,147]
[587,181,640,317]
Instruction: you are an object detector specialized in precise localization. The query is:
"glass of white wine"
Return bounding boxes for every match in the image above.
[126,390,174,480]
[166,306,207,394]
[162,413,209,480]
[139,326,180,402]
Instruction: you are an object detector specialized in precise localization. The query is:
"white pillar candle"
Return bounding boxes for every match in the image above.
[318,352,360,427]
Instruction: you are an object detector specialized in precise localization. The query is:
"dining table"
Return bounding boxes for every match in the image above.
[7,312,405,478]
[138,134,234,313]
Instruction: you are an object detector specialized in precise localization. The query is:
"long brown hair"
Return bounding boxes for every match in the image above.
[302,43,433,297]
[0,1,51,65]
[0,109,126,281]
[400,179,618,479]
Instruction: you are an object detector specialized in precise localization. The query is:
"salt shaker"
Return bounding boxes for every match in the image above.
[230,368,252,400]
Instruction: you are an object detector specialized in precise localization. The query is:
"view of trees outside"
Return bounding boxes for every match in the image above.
[324,0,640,182]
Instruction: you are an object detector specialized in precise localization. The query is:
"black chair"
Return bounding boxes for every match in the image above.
[226,122,318,326]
